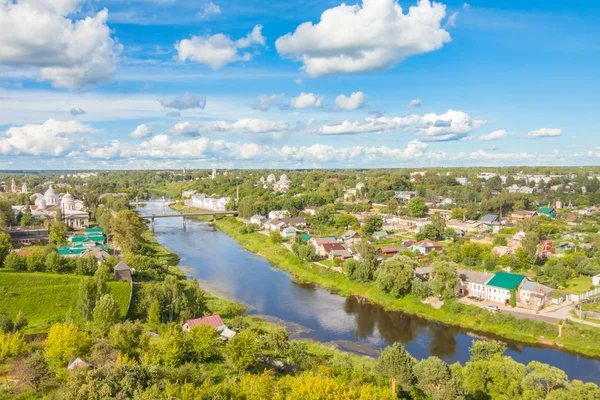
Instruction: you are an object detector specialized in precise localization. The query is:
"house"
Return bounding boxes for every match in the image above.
[268,210,290,219]
[492,246,514,257]
[415,266,434,279]
[394,191,417,202]
[114,261,133,282]
[440,198,455,207]
[58,243,110,257]
[378,246,399,257]
[458,269,493,298]
[250,215,267,226]
[593,275,600,286]
[321,243,352,259]
[411,240,443,255]
[509,231,526,249]
[182,314,237,340]
[509,211,538,223]
[67,358,96,370]
[280,217,307,228]
[340,230,362,244]
[192,194,231,210]
[300,233,313,242]
[81,247,111,262]
[302,206,320,216]
[538,207,557,219]
[182,314,226,332]
[372,231,389,240]
[519,280,554,310]
[485,272,525,304]
[402,240,416,248]
[480,214,500,225]
[282,227,297,238]
[456,177,470,185]
[181,190,197,198]
[311,237,339,254]
[265,219,286,232]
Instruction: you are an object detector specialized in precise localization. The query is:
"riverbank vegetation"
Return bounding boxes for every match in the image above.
[215,217,600,357]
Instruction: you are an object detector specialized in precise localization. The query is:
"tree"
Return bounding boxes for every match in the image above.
[374,343,416,395]
[75,254,98,276]
[375,256,416,297]
[0,233,12,266]
[387,198,399,215]
[45,251,63,273]
[3,252,23,271]
[431,261,459,300]
[269,230,283,244]
[112,210,146,255]
[298,244,316,261]
[263,328,289,359]
[413,357,463,400]
[522,361,569,399]
[49,222,68,245]
[17,351,48,392]
[522,231,540,258]
[335,213,360,230]
[26,252,45,272]
[362,215,383,236]
[451,207,466,220]
[108,321,149,360]
[493,236,508,246]
[226,330,259,370]
[77,277,97,322]
[93,294,121,335]
[430,214,446,235]
[352,239,377,282]
[20,205,33,227]
[188,325,222,362]
[407,198,428,217]
[146,300,161,331]
[509,290,517,307]
[44,323,90,371]
[94,264,110,301]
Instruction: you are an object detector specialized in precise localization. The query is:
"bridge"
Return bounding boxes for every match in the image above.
[130,197,175,206]
[139,211,238,231]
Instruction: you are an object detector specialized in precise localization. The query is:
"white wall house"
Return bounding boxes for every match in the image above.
[192,194,231,210]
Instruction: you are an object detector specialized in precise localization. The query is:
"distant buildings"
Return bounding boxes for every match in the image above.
[191,194,231,210]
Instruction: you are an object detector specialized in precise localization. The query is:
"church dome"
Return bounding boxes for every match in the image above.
[35,197,46,208]
[280,174,289,181]
[44,186,57,197]
[62,193,74,202]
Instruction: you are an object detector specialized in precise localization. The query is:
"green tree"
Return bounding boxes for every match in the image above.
[431,261,458,300]
[3,252,24,271]
[93,264,110,301]
[362,215,383,236]
[469,340,506,362]
[44,251,63,273]
[413,357,463,400]
[451,207,466,220]
[188,325,223,362]
[26,252,45,272]
[77,277,97,322]
[407,198,428,217]
[522,231,540,258]
[298,244,316,261]
[146,300,162,331]
[0,233,12,266]
[352,239,377,282]
[269,230,283,244]
[93,294,121,335]
[509,290,517,307]
[522,361,569,399]
[375,256,416,297]
[111,210,146,255]
[108,321,149,359]
[75,254,98,276]
[49,222,68,245]
[263,328,289,359]
[493,236,508,246]
[20,205,33,227]
[335,213,360,230]
[44,323,90,372]
[226,330,259,370]
[374,343,416,395]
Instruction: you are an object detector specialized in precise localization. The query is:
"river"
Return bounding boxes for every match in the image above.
[141,202,600,384]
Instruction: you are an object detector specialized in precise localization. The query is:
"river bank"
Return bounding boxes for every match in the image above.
[211,216,600,358]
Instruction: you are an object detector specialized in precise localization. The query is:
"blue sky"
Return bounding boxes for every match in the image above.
[0,0,599,169]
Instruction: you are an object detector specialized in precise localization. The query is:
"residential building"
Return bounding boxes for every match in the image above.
[372,231,389,240]
[458,269,493,298]
[181,190,197,198]
[377,246,399,257]
[311,237,339,255]
[480,214,500,225]
[509,211,538,223]
[320,242,351,259]
[519,279,554,310]
[538,207,557,219]
[394,191,417,202]
[191,194,231,210]
[485,272,525,304]
[456,176,470,185]
[302,206,320,215]
[268,210,290,219]
[411,239,443,254]
[250,215,268,226]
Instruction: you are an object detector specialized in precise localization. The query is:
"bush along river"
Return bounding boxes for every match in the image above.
[139,202,600,384]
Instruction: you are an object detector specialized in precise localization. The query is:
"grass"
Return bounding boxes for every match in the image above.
[214,216,600,358]
[142,229,181,266]
[563,276,594,294]
[0,270,130,333]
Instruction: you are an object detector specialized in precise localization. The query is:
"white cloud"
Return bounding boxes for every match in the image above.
[319,110,485,141]
[275,0,451,77]
[444,11,458,28]
[0,0,121,89]
[479,129,507,141]
[294,78,303,85]
[407,99,422,108]
[290,93,324,109]
[159,93,206,110]
[87,140,121,159]
[527,128,563,139]
[70,108,86,116]
[197,0,221,19]
[253,94,285,111]
[176,25,265,69]
[463,2,471,10]
[335,92,366,110]
[0,118,92,156]
[130,124,153,139]
[167,118,289,137]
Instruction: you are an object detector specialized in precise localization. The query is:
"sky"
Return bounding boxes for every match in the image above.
[1,0,599,170]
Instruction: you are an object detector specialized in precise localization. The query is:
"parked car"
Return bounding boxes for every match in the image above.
[485,305,499,312]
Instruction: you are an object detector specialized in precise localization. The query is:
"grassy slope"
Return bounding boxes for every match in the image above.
[0,270,130,333]
[214,217,600,357]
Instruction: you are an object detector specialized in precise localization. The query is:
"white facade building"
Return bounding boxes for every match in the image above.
[191,194,231,210]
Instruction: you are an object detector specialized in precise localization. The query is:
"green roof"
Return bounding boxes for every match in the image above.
[85,228,103,234]
[301,234,313,241]
[374,231,388,237]
[486,272,525,290]
[71,234,105,243]
[58,244,108,255]
[538,208,556,217]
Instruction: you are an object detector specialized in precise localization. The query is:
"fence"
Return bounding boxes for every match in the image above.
[567,287,600,302]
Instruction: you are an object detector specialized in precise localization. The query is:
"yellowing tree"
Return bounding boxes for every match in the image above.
[44,323,90,371]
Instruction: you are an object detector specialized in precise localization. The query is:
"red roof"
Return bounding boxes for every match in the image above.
[321,243,346,253]
[415,240,443,249]
[378,246,399,254]
[184,314,224,328]
[314,238,338,246]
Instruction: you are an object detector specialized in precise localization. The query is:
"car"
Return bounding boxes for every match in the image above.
[485,305,499,312]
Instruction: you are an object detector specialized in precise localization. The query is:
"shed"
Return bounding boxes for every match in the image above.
[67,358,96,370]
[182,314,226,332]
[114,261,133,282]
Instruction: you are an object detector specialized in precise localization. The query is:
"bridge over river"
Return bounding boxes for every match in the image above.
[139,211,238,231]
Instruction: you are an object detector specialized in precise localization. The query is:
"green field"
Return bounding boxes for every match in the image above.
[563,276,594,294]
[0,270,130,332]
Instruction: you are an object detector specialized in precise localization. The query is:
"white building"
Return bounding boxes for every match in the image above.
[191,194,231,210]
[268,210,290,219]
[456,177,470,186]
